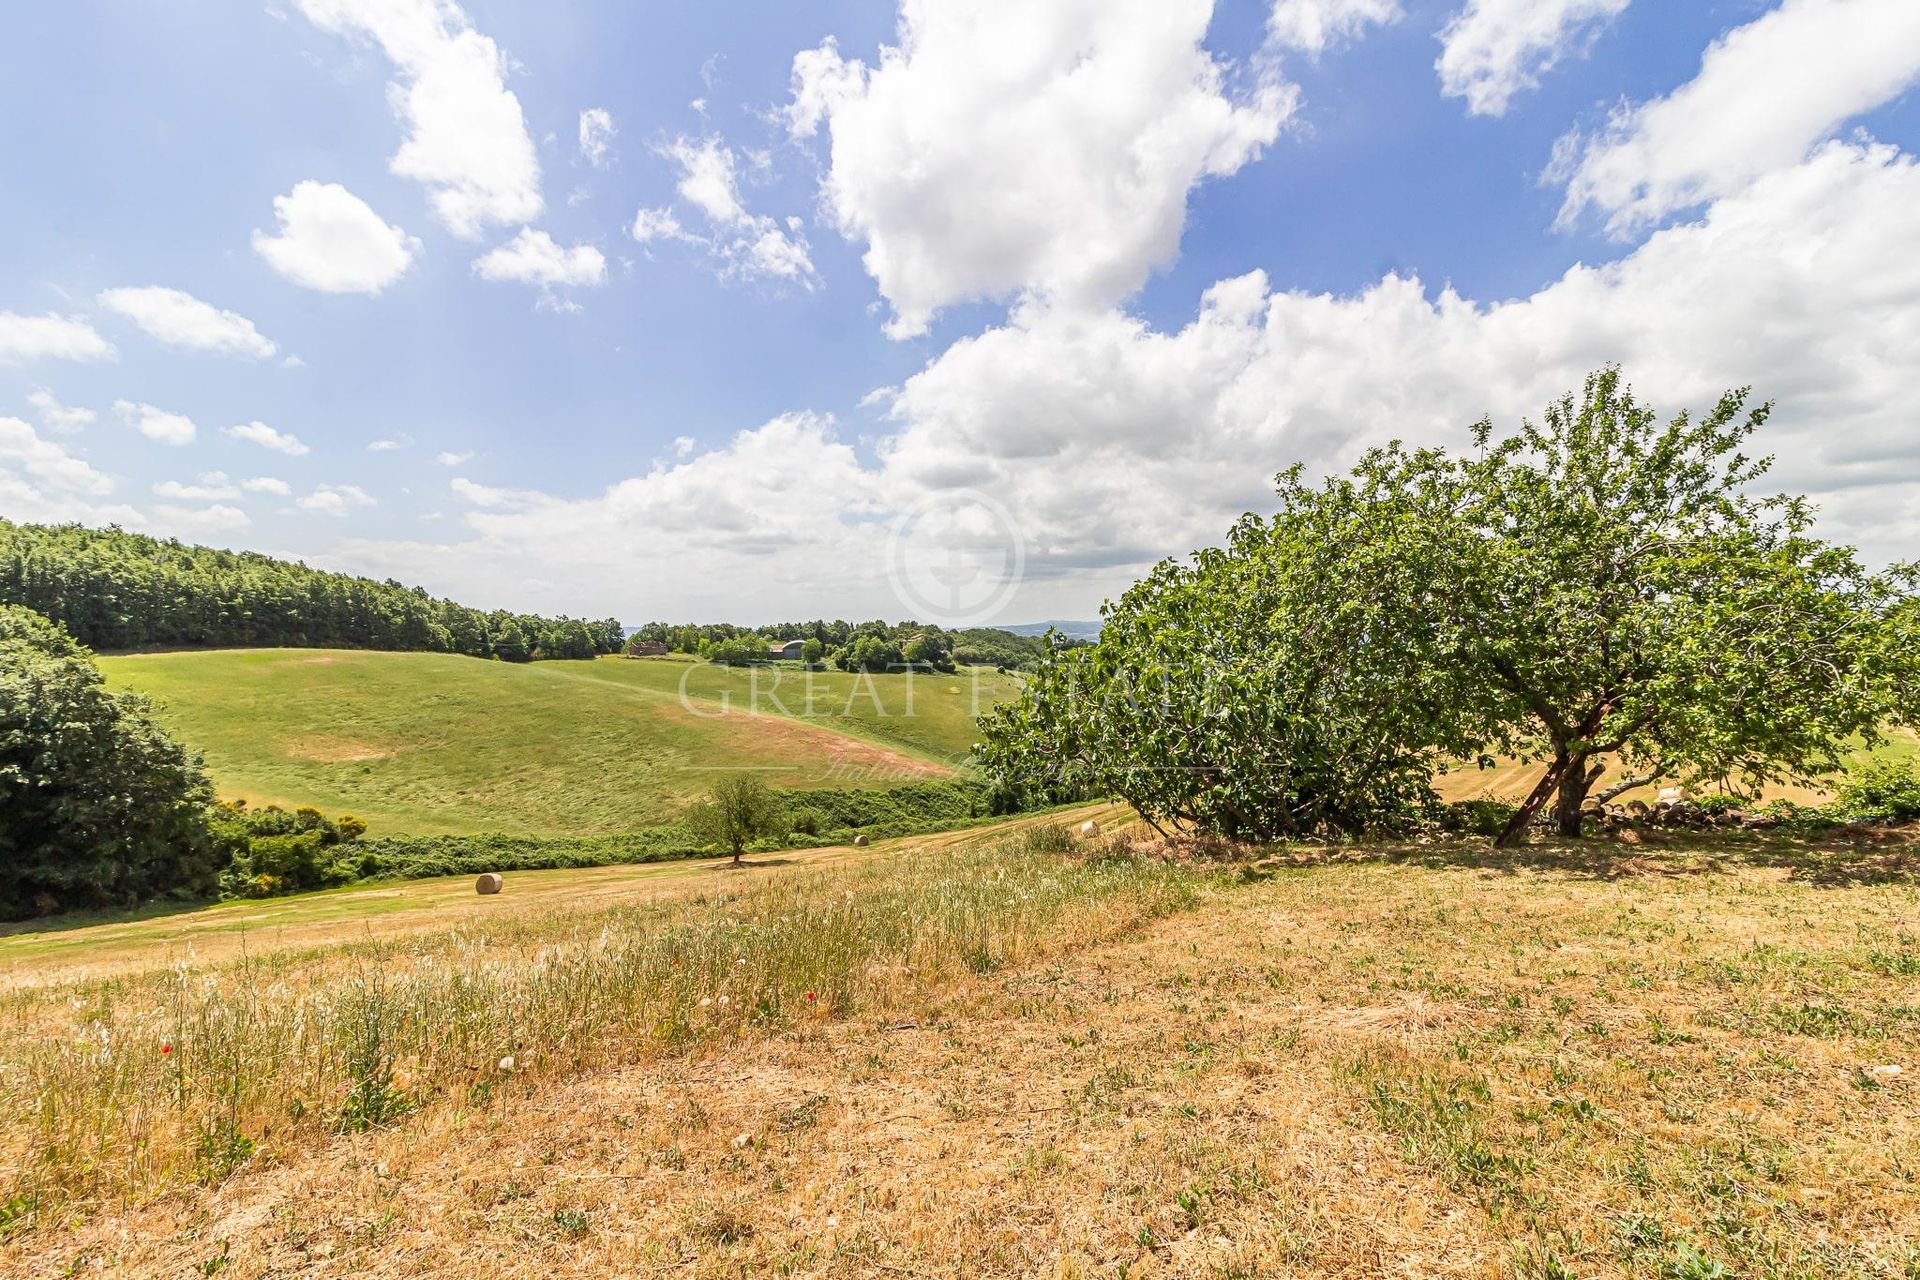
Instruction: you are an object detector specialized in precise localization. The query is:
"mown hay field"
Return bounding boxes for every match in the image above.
[98,650,1021,836]
[2,815,1916,1277]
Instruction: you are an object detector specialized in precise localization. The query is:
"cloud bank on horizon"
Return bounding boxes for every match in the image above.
[2,0,1918,624]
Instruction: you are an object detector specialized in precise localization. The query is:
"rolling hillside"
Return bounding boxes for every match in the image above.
[100,650,1023,838]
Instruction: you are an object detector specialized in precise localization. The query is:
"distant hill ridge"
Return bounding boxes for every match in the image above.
[0,519,622,662]
[1002,619,1103,640]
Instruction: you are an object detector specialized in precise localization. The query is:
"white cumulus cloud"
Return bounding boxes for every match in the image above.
[1436,0,1629,116]
[26,388,95,434]
[1552,0,1920,234]
[578,107,614,167]
[152,503,251,535]
[242,476,293,496]
[472,228,607,288]
[873,141,1920,594]
[786,0,1295,336]
[0,416,114,496]
[1267,0,1402,55]
[97,286,277,359]
[227,421,311,456]
[298,483,376,516]
[0,312,115,364]
[114,400,197,447]
[632,137,816,287]
[293,0,542,238]
[154,472,243,502]
[253,181,419,294]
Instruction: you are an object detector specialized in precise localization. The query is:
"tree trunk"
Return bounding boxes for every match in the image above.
[1496,752,1573,848]
[1551,757,1603,837]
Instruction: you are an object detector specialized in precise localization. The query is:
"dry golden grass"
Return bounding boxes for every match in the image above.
[5,825,1920,1278]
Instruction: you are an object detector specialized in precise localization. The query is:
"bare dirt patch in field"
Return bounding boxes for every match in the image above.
[283,736,397,764]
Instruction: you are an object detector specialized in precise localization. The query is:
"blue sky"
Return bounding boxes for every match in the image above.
[3,0,1919,625]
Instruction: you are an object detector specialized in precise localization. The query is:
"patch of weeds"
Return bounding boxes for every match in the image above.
[1548,1096,1599,1123]
[1614,1212,1672,1259]
[1647,1015,1697,1045]
[197,1240,231,1277]
[551,1208,589,1238]
[774,1094,827,1133]
[0,1192,36,1240]
[1768,1001,1861,1038]
[1661,1241,1733,1280]
[1866,941,1920,977]
[962,946,1003,975]
[687,1200,754,1245]
[1173,1184,1210,1230]
[654,1147,687,1171]
[193,1121,256,1183]
[1364,1072,1530,1209]
[337,974,413,1132]
[1513,1241,1579,1280]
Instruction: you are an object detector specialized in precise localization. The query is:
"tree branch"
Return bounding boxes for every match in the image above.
[1594,760,1671,804]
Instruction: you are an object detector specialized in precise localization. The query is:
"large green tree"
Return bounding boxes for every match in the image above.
[980,368,1916,848]
[1379,369,1916,844]
[978,478,1483,841]
[0,606,223,917]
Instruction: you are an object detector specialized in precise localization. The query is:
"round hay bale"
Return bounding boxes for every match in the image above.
[1077,819,1100,839]
[475,872,504,895]
[853,834,870,848]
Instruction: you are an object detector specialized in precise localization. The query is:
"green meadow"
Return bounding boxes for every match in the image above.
[99,650,1023,838]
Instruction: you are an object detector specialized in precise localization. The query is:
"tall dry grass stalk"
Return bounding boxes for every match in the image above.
[0,825,1197,1232]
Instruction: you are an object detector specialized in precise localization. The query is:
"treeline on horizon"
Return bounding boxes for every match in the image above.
[624,618,1060,669]
[0,520,623,662]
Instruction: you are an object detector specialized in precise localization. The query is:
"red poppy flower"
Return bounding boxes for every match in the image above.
[805,991,817,1003]
[160,1043,173,1055]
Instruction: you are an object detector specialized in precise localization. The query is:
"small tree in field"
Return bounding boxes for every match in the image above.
[687,776,786,864]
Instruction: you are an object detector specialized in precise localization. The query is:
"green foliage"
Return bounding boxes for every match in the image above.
[626,618,1060,671]
[800,637,825,664]
[0,606,223,918]
[0,520,621,661]
[835,631,904,672]
[979,488,1476,840]
[209,801,372,898]
[1832,759,1920,823]
[980,367,1918,848]
[706,637,772,666]
[1353,368,1917,843]
[686,776,788,862]
[1436,800,1520,839]
[788,805,827,836]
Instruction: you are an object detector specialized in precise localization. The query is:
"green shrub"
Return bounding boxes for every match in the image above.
[706,637,771,666]
[1019,823,1076,856]
[788,805,828,837]
[1436,799,1518,838]
[1834,760,1920,823]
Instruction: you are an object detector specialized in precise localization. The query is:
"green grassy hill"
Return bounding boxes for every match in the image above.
[100,650,1023,838]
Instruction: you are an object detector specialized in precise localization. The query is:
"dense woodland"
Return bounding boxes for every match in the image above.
[0,521,624,661]
[626,618,1057,669]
